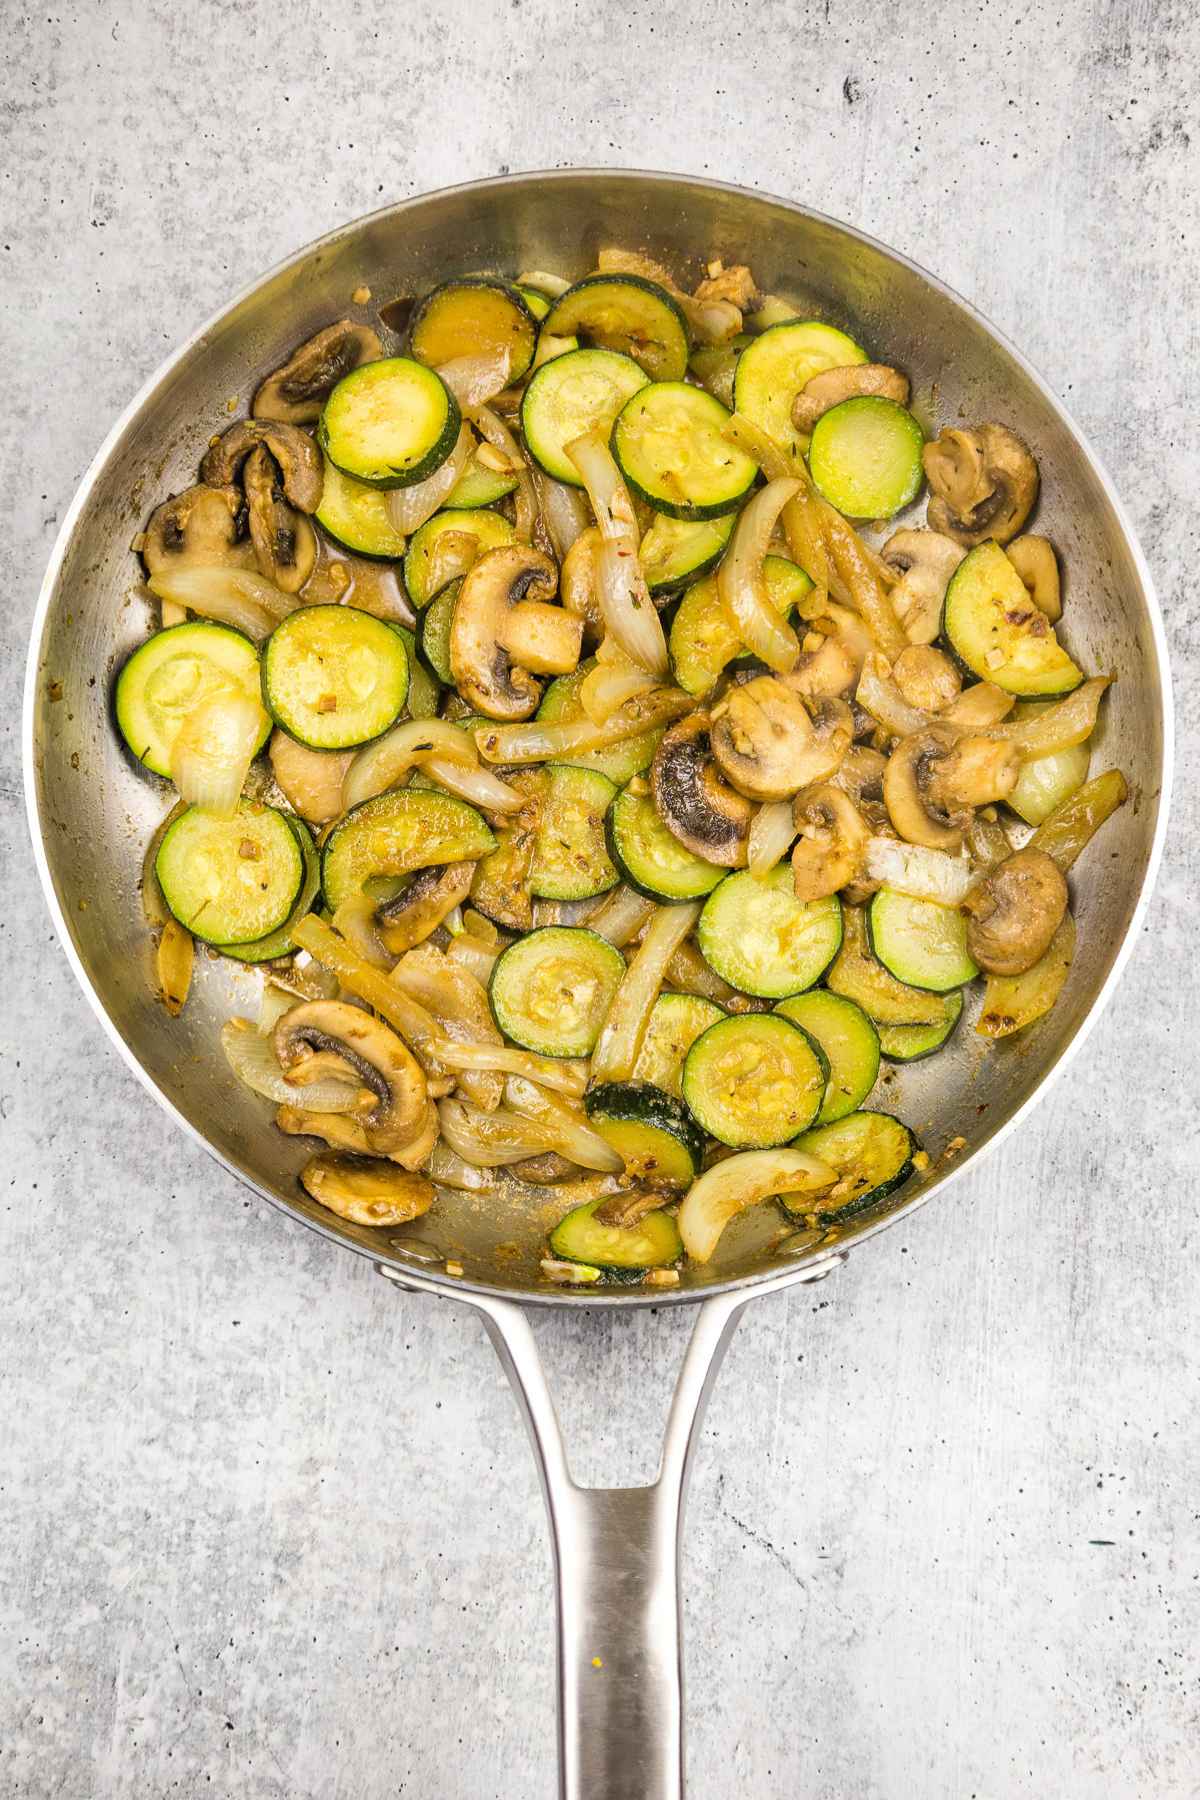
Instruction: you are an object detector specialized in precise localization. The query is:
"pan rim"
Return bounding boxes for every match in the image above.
[23,166,1174,1309]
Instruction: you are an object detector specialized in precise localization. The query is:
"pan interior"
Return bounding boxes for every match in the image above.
[26,172,1168,1303]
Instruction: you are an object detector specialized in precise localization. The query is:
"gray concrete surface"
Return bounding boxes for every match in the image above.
[2,1,1197,1794]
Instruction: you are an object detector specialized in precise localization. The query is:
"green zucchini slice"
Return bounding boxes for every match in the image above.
[262,605,409,750]
[419,578,460,684]
[825,904,952,1026]
[611,381,757,519]
[402,507,516,608]
[733,320,867,461]
[774,990,880,1124]
[393,625,440,719]
[606,786,724,902]
[808,396,924,519]
[867,888,978,992]
[784,1110,917,1220]
[631,992,726,1098]
[543,274,690,382]
[682,1013,828,1148]
[220,815,320,963]
[314,456,408,559]
[318,357,460,489]
[520,347,650,485]
[942,541,1083,697]
[445,450,519,510]
[409,277,537,383]
[550,1195,682,1273]
[516,284,552,320]
[156,801,303,945]
[530,765,619,901]
[489,926,626,1057]
[322,789,495,912]
[669,554,813,696]
[115,622,267,779]
[536,664,665,784]
[876,989,964,1061]
[583,1081,705,1186]
[640,512,736,594]
[698,867,843,998]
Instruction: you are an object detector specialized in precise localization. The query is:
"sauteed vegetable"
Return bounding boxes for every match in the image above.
[120,247,1127,1284]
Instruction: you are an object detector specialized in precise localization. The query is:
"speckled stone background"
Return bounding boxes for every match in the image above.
[2,2,1196,1795]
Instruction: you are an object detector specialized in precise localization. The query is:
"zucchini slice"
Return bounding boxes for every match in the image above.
[318,357,460,489]
[584,1081,705,1186]
[409,277,537,383]
[550,1195,682,1274]
[536,664,665,784]
[262,605,409,750]
[530,765,619,901]
[445,450,519,510]
[698,867,843,999]
[418,578,460,684]
[520,347,650,485]
[402,507,516,609]
[631,992,726,1098]
[1005,700,1091,825]
[669,554,813,696]
[314,456,408,559]
[733,320,867,461]
[774,990,880,1124]
[611,382,757,519]
[867,888,978,993]
[469,768,547,931]
[682,1013,828,1148]
[156,801,303,945]
[942,541,1083,697]
[607,786,724,902]
[825,903,952,1026]
[322,788,496,912]
[489,926,626,1057]
[220,815,320,963]
[640,512,735,595]
[393,625,440,720]
[808,396,924,519]
[543,274,690,382]
[784,1110,917,1220]
[115,622,267,779]
[876,988,964,1061]
[516,284,552,320]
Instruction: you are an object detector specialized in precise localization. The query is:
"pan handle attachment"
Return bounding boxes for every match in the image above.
[378,1259,842,1799]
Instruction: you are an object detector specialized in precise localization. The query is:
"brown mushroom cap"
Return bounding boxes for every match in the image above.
[962,847,1068,975]
[243,444,317,594]
[200,420,324,513]
[923,423,1038,547]
[252,321,383,425]
[884,725,1021,852]
[880,528,965,644]
[560,525,603,644]
[450,544,582,720]
[892,645,962,714]
[650,711,753,866]
[1005,534,1062,622]
[375,861,475,955]
[925,736,1021,810]
[274,1000,426,1153]
[709,676,852,801]
[141,483,254,577]
[791,784,871,902]
[792,363,910,432]
[298,1152,435,1226]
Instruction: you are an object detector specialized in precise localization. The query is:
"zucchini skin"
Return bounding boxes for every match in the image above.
[488,926,626,1057]
[114,622,267,779]
[866,888,978,994]
[609,381,757,521]
[549,1194,682,1273]
[786,1110,917,1223]
[584,1080,706,1183]
[606,787,724,903]
[681,1013,828,1148]
[941,541,1083,697]
[321,789,495,913]
[409,277,538,383]
[318,357,461,490]
[219,815,319,963]
[543,275,690,382]
[876,990,964,1061]
[261,605,410,752]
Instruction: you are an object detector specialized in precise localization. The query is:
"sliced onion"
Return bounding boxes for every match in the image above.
[156,919,194,1017]
[475,684,689,764]
[292,914,450,1076]
[169,691,267,817]
[516,268,571,298]
[221,1018,362,1112]
[502,1076,624,1172]
[160,598,187,628]
[579,655,658,725]
[986,677,1111,756]
[724,413,830,588]
[472,404,537,542]
[942,682,1013,730]
[342,719,477,812]
[863,836,974,905]
[257,981,299,1035]
[585,883,657,948]
[817,505,908,660]
[531,467,592,559]
[678,1147,838,1263]
[856,652,933,740]
[966,812,1014,873]
[392,947,502,1110]
[385,422,474,533]
[147,566,292,640]
[717,479,804,672]
[1026,769,1127,873]
[748,800,797,879]
[664,939,740,1004]
[437,1098,562,1165]
[421,756,524,813]
[436,352,512,410]
[978,911,1076,1039]
[566,430,668,675]
[330,894,394,968]
[445,932,503,985]
[429,1040,588,1097]
[591,900,702,1084]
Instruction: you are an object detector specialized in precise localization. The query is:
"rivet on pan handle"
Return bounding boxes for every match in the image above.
[378,1255,845,1797]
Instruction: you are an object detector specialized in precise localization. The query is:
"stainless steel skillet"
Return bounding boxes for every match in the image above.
[24,170,1172,1798]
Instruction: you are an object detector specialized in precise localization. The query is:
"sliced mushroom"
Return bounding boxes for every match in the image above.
[560,525,603,644]
[709,676,853,801]
[200,420,324,513]
[923,424,1039,547]
[375,861,475,955]
[141,483,254,577]
[884,725,1020,851]
[252,320,383,424]
[274,1000,426,1153]
[693,262,759,311]
[1006,534,1061,622]
[450,544,583,720]
[891,645,961,714]
[792,363,910,432]
[880,529,965,644]
[276,1104,376,1155]
[299,1152,434,1227]
[268,730,353,825]
[790,784,871,902]
[243,445,317,593]
[650,711,753,867]
[787,631,860,700]
[962,847,1068,975]
[592,1188,671,1228]
[925,736,1021,810]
